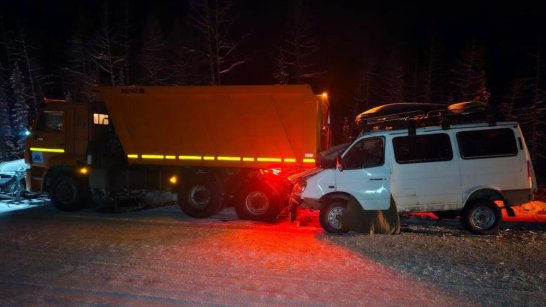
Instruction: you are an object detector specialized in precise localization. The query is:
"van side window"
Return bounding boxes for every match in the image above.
[393,133,452,164]
[457,128,517,159]
[37,111,64,132]
[343,137,384,169]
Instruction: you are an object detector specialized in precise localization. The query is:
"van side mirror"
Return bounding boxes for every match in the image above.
[336,155,344,172]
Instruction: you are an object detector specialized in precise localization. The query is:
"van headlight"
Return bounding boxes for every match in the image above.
[293,180,307,196]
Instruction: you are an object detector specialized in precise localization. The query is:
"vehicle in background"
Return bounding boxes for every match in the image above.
[24,85,330,221]
[291,102,537,234]
[0,159,29,199]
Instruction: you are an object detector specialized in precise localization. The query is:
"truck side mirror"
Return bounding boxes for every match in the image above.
[336,155,344,172]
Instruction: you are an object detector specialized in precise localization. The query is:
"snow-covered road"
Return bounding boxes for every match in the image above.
[0,204,544,306]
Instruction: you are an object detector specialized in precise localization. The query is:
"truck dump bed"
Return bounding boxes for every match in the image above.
[99,85,328,168]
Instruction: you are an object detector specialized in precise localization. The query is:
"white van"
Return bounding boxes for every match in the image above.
[291,109,537,234]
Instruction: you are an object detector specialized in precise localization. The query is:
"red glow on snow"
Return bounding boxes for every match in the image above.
[417,201,546,223]
[179,217,471,305]
[502,201,546,223]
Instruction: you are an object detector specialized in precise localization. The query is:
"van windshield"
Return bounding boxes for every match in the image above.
[343,137,384,169]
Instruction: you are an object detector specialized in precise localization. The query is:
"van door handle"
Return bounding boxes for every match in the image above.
[36,137,43,141]
[370,178,385,181]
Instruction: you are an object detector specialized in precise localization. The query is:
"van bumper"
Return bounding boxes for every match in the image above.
[289,195,321,210]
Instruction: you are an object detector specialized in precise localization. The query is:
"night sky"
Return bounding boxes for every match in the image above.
[1,0,545,115]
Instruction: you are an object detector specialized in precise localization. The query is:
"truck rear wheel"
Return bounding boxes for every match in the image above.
[235,181,280,221]
[319,201,350,233]
[50,176,87,211]
[178,175,223,218]
[463,199,502,235]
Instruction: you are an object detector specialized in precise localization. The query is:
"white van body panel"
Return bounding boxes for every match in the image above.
[334,165,391,210]
[303,169,336,200]
[298,122,535,214]
[391,159,462,212]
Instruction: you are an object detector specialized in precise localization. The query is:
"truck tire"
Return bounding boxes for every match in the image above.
[463,199,502,235]
[235,181,280,221]
[319,201,350,233]
[50,176,87,211]
[178,175,223,218]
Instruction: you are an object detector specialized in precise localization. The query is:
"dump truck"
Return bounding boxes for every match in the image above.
[24,85,330,220]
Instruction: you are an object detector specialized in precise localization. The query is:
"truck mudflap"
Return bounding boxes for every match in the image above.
[341,197,401,234]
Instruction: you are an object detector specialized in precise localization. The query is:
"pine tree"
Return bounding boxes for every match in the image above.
[9,62,28,156]
[13,27,42,122]
[420,31,448,102]
[136,17,170,85]
[89,4,126,86]
[502,40,546,174]
[499,78,529,121]
[120,0,132,85]
[273,46,290,84]
[354,63,376,111]
[518,41,546,161]
[276,0,320,84]
[0,22,44,123]
[62,35,98,102]
[0,67,15,161]
[341,116,355,143]
[450,41,490,103]
[164,23,188,85]
[376,52,406,103]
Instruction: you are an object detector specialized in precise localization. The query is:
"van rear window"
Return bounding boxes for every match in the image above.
[393,133,452,164]
[457,128,517,159]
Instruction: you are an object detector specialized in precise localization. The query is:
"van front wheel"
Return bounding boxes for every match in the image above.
[319,201,350,233]
[463,200,502,235]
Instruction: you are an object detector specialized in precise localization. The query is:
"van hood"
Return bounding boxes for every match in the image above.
[317,142,350,169]
[287,167,324,182]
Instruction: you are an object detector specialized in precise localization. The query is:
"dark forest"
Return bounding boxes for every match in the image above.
[0,0,544,177]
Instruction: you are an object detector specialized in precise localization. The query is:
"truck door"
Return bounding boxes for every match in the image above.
[29,109,67,165]
[336,136,391,210]
[73,107,90,161]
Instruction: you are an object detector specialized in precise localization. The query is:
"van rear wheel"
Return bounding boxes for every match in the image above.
[463,200,502,235]
[319,201,350,233]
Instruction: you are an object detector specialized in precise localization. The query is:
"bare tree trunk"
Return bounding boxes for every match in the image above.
[188,0,246,85]
[122,0,131,85]
[17,28,38,118]
[90,5,125,86]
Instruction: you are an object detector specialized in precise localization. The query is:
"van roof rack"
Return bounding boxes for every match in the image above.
[355,101,497,134]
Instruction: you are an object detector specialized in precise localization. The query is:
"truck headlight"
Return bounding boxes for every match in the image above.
[293,180,307,196]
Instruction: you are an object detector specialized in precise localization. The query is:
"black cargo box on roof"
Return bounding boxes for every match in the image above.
[355,103,446,126]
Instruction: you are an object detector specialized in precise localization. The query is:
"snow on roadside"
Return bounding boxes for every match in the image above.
[0,196,49,214]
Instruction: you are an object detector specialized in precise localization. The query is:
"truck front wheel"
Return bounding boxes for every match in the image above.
[178,175,223,218]
[50,176,87,211]
[236,181,280,221]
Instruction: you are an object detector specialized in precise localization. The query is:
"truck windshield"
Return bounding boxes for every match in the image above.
[37,111,64,132]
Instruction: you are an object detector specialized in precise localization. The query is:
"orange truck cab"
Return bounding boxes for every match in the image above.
[25,85,330,220]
